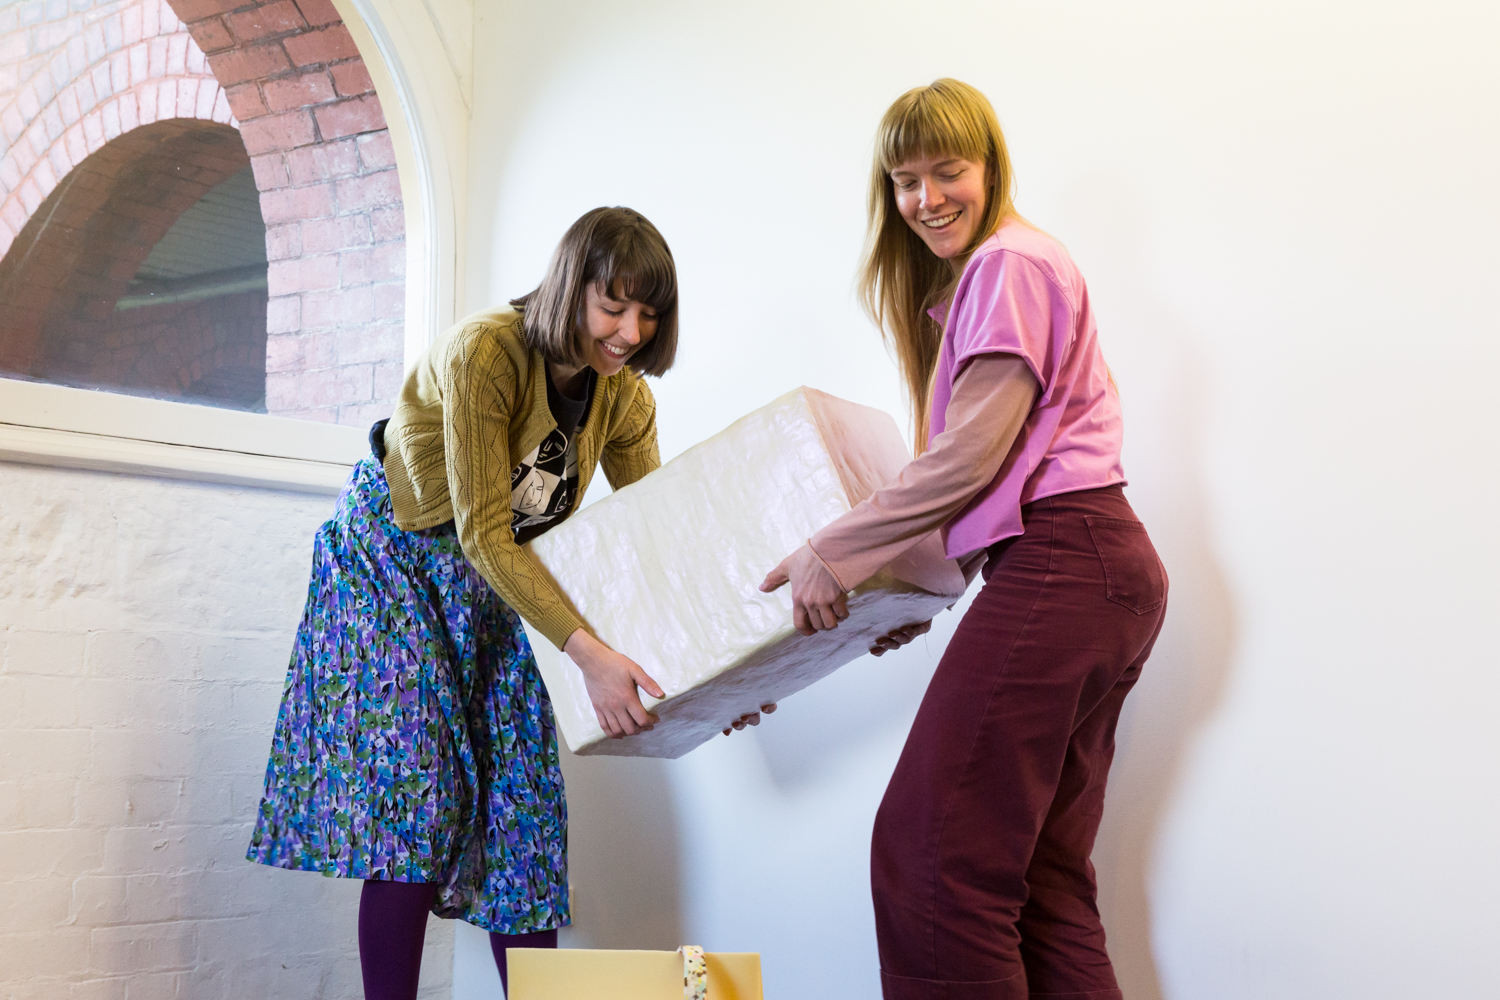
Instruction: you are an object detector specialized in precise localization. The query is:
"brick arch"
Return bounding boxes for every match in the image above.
[0,119,251,381]
[167,0,405,424]
[0,1,232,259]
[0,0,405,423]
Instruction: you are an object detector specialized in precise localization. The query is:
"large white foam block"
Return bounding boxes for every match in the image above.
[526,387,966,758]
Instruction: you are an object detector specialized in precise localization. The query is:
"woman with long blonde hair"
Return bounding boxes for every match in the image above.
[764,80,1167,999]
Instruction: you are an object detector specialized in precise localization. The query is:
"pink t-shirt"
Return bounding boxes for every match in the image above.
[930,221,1125,558]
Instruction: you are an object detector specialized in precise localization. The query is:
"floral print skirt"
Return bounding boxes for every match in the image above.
[246,457,570,934]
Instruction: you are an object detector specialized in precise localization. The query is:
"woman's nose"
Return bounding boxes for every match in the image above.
[919,179,943,210]
[618,314,641,344]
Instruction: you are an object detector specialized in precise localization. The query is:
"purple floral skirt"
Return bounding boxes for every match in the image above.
[246,457,570,934]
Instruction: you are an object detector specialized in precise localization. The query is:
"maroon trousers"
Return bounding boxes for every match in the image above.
[873,486,1167,1000]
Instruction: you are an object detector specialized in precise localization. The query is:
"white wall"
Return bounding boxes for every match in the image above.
[0,463,452,998]
[455,0,1500,998]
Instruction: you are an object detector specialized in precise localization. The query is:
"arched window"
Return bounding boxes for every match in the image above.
[0,0,408,427]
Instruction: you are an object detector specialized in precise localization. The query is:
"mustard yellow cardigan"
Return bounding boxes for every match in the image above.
[381,308,660,648]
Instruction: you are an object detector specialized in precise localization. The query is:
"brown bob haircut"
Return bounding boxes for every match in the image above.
[510,206,678,377]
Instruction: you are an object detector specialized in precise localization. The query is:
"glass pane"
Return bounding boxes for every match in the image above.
[0,109,267,410]
[0,0,406,425]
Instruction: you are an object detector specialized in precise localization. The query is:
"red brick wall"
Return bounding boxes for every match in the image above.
[0,0,237,370]
[174,0,405,426]
[0,1,236,244]
[0,0,405,424]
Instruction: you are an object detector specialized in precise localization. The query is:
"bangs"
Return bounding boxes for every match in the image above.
[877,84,993,174]
[590,233,678,317]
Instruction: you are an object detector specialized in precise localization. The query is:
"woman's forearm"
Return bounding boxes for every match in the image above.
[809,352,1038,591]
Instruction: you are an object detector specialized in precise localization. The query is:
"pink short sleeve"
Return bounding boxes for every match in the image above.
[945,251,1074,409]
[928,224,1125,559]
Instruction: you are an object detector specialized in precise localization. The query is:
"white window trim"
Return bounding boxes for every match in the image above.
[0,378,367,495]
[0,3,462,496]
[336,0,469,365]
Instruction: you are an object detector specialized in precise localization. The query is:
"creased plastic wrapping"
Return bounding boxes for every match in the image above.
[525,387,966,758]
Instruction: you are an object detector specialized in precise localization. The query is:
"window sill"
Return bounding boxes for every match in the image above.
[0,378,368,495]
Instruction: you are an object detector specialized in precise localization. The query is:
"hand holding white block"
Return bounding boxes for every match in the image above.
[526,387,966,758]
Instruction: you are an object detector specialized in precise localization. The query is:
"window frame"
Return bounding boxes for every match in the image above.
[0,378,367,494]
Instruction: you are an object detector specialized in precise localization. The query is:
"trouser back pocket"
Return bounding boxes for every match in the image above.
[1084,515,1166,615]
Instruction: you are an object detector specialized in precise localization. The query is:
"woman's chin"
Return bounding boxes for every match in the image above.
[923,234,965,259]
[919,223,979,260]
[591,354,627,377]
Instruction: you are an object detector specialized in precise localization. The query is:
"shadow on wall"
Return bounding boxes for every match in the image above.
[1064,178,1239,1000]
[519,626,685,952]
[750,600,964,790]
[558,752,684,950]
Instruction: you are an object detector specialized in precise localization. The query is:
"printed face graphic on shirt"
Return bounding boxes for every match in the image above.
[534,433,568,465]
[516,473,548,512]
[510,428,580,540]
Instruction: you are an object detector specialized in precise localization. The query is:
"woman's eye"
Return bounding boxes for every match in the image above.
[603,307,624,316]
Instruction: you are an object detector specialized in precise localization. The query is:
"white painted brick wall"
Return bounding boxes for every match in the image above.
[1,462,452,999]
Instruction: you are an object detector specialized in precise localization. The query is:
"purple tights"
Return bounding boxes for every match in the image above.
[358,880,557,999]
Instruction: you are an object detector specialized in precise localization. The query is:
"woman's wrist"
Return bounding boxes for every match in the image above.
[563,628,604,671]
[805,539,851,592]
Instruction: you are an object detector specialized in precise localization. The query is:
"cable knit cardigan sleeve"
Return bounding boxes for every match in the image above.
[441,329,593,650]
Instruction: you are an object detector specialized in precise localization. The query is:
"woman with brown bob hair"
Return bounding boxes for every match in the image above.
[248,207,756,999]
[764,81,1168,999]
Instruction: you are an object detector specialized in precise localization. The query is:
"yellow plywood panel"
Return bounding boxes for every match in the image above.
[507,949,763,1000]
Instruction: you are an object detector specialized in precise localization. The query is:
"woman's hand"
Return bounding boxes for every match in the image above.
[760,544,849,636]
[870,620,932,656]
[722,704,778,736]
[563,629,665,738]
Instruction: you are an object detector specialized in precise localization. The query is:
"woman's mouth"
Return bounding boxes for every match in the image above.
[921,211,961,229]
[600,342,629,359]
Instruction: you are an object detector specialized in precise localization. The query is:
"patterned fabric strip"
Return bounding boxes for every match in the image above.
[679,946,708,1000]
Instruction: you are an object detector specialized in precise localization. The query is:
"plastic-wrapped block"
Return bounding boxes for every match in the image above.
[526,386,966,758]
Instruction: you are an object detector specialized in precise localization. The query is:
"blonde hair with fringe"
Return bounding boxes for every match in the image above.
[858,78,1019,452]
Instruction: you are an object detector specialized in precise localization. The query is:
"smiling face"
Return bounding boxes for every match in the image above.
[580,280,659,378]
[890,154,989,260]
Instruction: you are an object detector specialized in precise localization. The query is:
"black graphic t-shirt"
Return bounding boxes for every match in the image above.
[510,367,596,545]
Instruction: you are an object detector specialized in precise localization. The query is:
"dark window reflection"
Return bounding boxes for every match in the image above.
[0,122,268,412]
